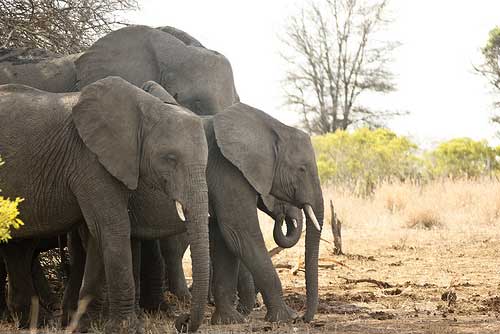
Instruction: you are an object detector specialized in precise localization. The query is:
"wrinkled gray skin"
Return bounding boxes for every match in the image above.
[0,77,209,334]
[145,83,324,324]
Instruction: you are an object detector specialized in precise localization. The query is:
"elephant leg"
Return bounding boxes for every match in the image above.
[236,263,256,316]
[210,220,245,325]
[31,254,58,313]
[1,240,38,328]
[77,236,106,332]
[160,234,191,301]
[61,228,86,327]
[0,258,7,315]
[214,191,297,323]
[76,184,140,334]
[139,240,171,313]
[131,238,141,315]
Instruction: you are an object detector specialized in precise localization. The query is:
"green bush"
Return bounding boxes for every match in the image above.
[313,128,420,195]
[0,156,24,242]
[426,138,500,178]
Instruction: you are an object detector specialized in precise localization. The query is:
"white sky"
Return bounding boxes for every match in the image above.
[128,0,500,147]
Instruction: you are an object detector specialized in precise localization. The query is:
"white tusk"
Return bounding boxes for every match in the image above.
[292,219,298,229]
[304,205,321,231]
[175,201,186,222]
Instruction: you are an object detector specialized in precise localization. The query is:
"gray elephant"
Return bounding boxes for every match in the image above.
[141,82,324,324]
[0,77,210,333]
[0,25,239,111]
[0,47,80,92]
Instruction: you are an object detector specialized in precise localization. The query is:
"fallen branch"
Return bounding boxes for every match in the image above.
[338,276,393,289]
[330,200,344,255]
[268,246,285,258]
[324,260,353,270]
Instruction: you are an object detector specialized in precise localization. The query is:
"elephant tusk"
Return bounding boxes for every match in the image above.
[292,219,298,229]
[304,205,321,231]
[175,201,186,222]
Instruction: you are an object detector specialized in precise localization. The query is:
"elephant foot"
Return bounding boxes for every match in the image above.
[264,302,298,323]
[69,305,105,334]
[236,301,253,316]
[211,306,246,325]
[15,306,51,329]
[104,315,144,334]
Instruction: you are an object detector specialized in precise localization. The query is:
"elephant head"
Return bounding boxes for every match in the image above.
[75,25,238,116]
[213,103,324,321]
[73,77,210,331]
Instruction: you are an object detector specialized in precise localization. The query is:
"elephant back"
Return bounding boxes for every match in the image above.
[0,47,59,65]
[76,25,239,114]
[0,48,79,92]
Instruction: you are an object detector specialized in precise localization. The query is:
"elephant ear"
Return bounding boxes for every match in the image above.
[141,80,179,105]
[72,76,147,190]
[213,103,279,196]
[156,26,206,48]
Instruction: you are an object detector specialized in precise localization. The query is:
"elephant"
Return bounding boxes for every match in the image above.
[0,25,238,112]
[0,47,80,92]
[0,76,210,333]
[141,82,325,324]
[75,24,239,115]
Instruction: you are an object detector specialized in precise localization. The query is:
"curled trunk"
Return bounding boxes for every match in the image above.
[272,214,303,248]
[175,166,209,333]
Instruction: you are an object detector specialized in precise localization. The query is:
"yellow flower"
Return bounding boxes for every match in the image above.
[0,156,24,242]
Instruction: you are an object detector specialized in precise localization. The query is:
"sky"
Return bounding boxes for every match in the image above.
[128,0,500,147]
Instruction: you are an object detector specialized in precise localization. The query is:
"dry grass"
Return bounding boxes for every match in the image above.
[2,178,500,333]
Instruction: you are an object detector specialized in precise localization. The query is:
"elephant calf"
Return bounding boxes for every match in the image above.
[0,77,210,334]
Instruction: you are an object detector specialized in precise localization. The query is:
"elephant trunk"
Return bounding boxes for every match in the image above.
[272,214,303,248]
[174,166,209,333]
[303,192,324,322]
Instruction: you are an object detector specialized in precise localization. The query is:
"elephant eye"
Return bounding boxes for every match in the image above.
[299,165,307,173]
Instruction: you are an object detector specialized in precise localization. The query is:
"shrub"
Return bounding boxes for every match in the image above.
[426,138,500,179]
[0,156,24,242]
[313,128,420,195]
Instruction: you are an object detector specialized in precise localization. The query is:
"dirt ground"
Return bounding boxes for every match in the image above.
[0,180,499,333]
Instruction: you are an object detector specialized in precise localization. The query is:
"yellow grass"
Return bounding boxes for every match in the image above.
[2,178,500,333]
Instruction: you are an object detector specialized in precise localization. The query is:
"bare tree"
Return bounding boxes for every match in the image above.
[474,26,500,125]
[281,0,400,134]
[0,0,138,54]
